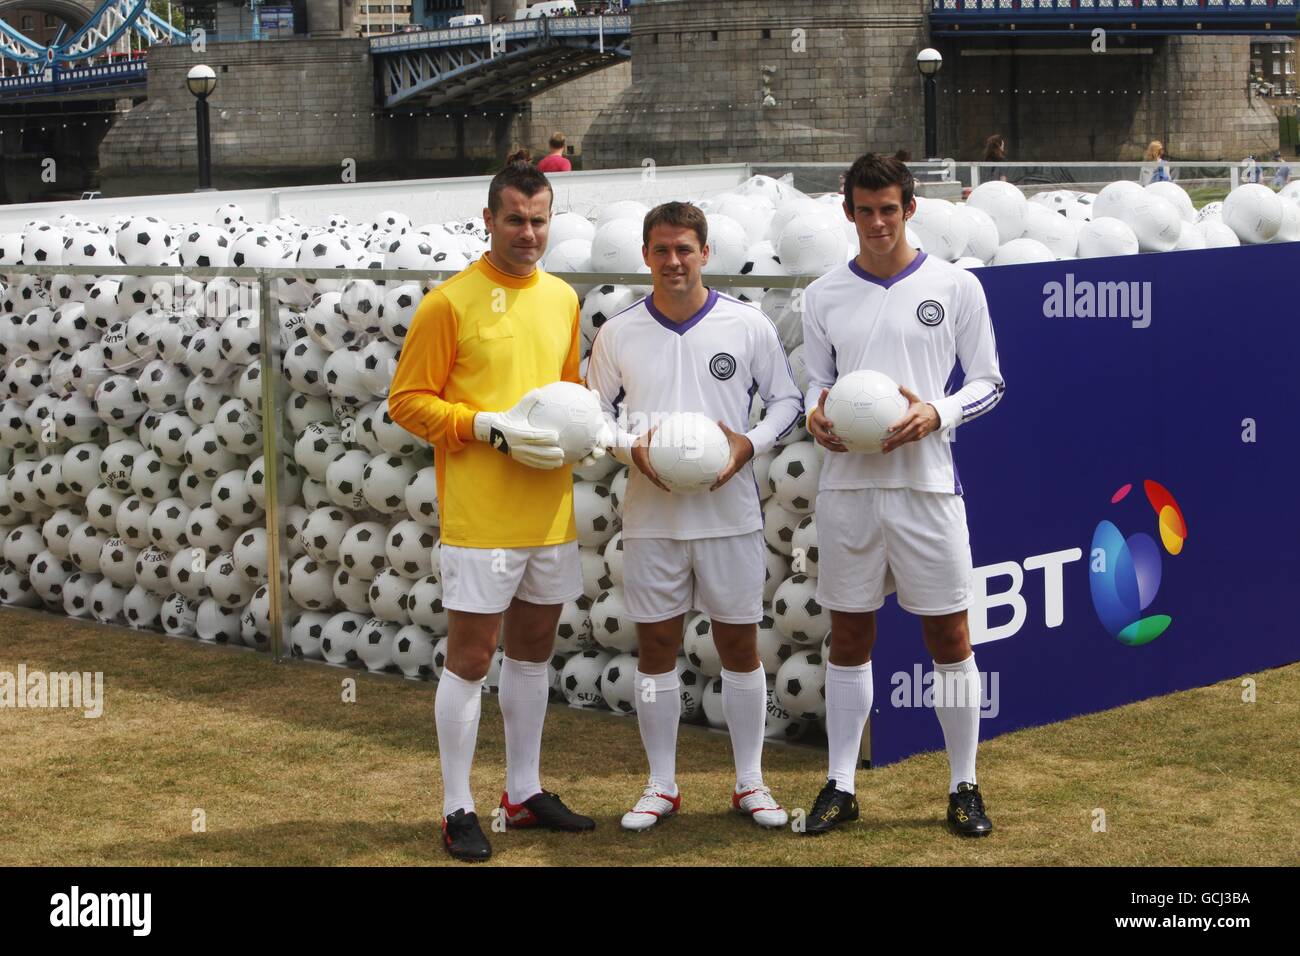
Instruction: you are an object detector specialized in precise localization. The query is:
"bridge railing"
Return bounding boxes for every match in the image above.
[368,14,630,54]
[0,59,147,94]
[931,0,1299,15]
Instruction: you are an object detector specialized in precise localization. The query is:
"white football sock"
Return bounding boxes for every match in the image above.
[435,667,485,818]
[722,664,767,793]
[634,668,680,794]
[932,654,981,794]
[825,660,873,794]
[499,655,550,806]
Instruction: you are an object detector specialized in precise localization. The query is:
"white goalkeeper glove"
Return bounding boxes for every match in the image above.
[473,389,564,470]
[576,396,618,469]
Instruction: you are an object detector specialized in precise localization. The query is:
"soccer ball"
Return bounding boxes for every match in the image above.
[289,555,338,610]
[186,502,238,557]
[675,659,707,722]
[90,577,127,624]
[772,573,829,645]
[205,550,254,609]
[338,521,388,579]
[765,677,807,740]
[775,649,826,720]
[554,597,593,654]
[392,623,436,679]
[590,586,635,653]
[122,584,164,630]
[683,613,723,677]
[292,422,345,481]
[762,500,800,556]
[300,506,352,563]
[232,527,268,583]
[385,520,435,580]
[367,568,412,625]
[362,454,418,514]
[580,284,637,347]
[168,548,209,601]
[1076,217,1140,259]
[776,213,848,276]
[357,618,399,672]
[589,219,645,274]
[404,467,440,528]
[791,514,818,577]
[526,381,608,465]
[602,531,624,588]
[1222,183,1284,244]
[768,441,820,513]
[561,649,612,709]
[700,676,727,729]
[62,571,98,618]
[647,412,730,494]
[371,401,427,457]
[195,597,243,644]
[600,652,640,715]
[160,591,199,636]
[147,498,190,552]
[358,339,399,398]
[284,339,330,397]
[966,181,1028,244]
[756,608,795,675]
[573,480,618,548]
[133,546,172,598]
[290,611,331,659]
[0,561,39,607]
[321,611,366,664]
[332,566,373,614]
[325,449,369,511]
[406,574,448,634]
[28,549,76,604]
[824,370,909,454]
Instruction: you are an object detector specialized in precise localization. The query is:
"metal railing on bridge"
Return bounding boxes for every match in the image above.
[930,0,1300,34]
[0,59,148,99]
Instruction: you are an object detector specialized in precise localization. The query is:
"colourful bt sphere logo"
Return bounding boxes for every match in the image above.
[1089,480,1187,646]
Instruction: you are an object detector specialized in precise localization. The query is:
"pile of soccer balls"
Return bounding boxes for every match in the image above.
[2,171,1298,746]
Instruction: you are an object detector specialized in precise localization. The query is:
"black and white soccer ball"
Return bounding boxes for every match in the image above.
[600,652,640,715]
[772,573,828,645]
[288,554,337,610]
[774,649,826,721]
[195,597,243,644]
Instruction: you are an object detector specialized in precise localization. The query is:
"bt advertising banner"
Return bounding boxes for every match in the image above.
[867,242,1299,766]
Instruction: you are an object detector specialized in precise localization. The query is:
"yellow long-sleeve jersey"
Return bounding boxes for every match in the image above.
[387,255,583,549]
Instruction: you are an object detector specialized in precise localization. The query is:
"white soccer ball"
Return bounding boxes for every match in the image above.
[288,555,338,610]
[356,618,400,671]
[768,441,820,514]
[526,381,607,465]
[824,369,909,454]
[1076,217,1140,259]
[554,597,593,654]
[600,652,640,715]
[791,514,818,578]
[762,500,800,556]
[966,181,1027,244]
[195,597,243,644]
[646,412,730,494]
[573,479,618,548]
[589,219,645,275]
[561,649,612,708]
[320,611,365,664]
[590,585,635,653]
[909,197,971,262]
[683,613,723,678]
[772,573,829,645]
[775,648,826,720]
[406,574,448,634]
[1222,183,1283,244]
[1020,203,1079,258]
[580,283,637,347]
[700,676,726,729]
[765,676,808,740]
[367,568,412,625]
[1145,180,1196,223]
[990,237,1054,265]
[290,611,330,659]
[1196,217,1241,249]
[777,213,848,276]
[338,521,388,579]
[392,624,436,679]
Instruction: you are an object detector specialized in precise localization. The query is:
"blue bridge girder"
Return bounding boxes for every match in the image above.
[370,14,632,110]
[930,0,1300,35]
[0,58,146,101]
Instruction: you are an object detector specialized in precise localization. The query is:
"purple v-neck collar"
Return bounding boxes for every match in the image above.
[849,250,928,289]
[645,288,719,335]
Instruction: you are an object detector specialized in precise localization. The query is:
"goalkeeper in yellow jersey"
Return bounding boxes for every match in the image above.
[389,160,603,862]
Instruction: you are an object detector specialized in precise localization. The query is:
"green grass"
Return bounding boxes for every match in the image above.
[1,607,1296,866]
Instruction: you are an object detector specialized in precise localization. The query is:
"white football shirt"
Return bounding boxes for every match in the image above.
[801,251,1004,495]
[586,288,803,540]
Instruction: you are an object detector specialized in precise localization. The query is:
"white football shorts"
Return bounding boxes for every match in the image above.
[440,540,583,614]
[815,487,973,616]
[622,530,766,625]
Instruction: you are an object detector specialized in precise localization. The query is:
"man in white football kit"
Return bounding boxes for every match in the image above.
[585,202,803,831]
[800,154,1004,837]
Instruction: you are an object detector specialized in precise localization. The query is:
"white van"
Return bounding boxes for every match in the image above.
[448,14,485,26]
[515,1,578,19]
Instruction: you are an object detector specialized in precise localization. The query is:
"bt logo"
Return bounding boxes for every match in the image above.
[1089,480,1187,646]
[969,479,1186,647]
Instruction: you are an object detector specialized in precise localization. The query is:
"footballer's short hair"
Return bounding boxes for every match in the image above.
[487,160,552,215]
[642,201,708,250]
[843,152,915,209]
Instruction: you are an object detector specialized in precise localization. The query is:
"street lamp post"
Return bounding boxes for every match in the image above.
[916,47,943,161]
[186,64,217,191]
